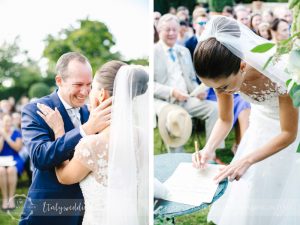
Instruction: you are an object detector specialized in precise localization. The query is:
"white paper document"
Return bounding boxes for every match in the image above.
[163,162,222,206]
[0,156,16,167]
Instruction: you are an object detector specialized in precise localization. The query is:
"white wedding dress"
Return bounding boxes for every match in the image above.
[208,80,300,224]
[74,128,147,225]
[71,65,149,225]
[74,133,109,225]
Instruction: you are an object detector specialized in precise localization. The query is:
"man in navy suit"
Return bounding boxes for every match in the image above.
[185,12,209,59]
[19,52,111,225]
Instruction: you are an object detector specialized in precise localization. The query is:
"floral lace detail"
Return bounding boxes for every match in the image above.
[74,133,109,186]
[239,74,287,107]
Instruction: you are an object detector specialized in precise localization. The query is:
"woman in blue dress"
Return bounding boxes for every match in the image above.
[0,114,24,210]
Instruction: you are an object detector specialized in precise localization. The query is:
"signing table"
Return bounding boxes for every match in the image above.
[154,153,228,224]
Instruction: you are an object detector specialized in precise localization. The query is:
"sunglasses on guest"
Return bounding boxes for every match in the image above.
[198,21,207,26]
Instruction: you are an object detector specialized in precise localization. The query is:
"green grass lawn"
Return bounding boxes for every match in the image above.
[154,126,235,225]
[0,173,30,225]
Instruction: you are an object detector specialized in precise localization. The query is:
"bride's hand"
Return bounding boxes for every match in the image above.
[214,157,252,183]
[192,147,216,169]
[37,103,65,137]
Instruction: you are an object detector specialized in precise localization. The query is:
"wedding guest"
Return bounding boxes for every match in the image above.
[273,6,293,27]
[234,6,250,27]
[154,14,222,152]
[270,18,290,43]
[192,7,208,22]
[176,6,190,22]
[262,9,274,24]
[169,6,176,15]
[185,12,209,58]
[250,12,262,34]
[257,22,272,40]
[0,100,13,115]
[154,25,159,43]
[177,20,191,46]
[154,11,161,28]
[222,6,234,18]
[0,114,23,210]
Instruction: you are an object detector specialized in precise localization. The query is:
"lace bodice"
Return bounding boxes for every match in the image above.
[74,133,109,225]
[239,73,287,103]
[75,133,109,185]
[238,73,287,120]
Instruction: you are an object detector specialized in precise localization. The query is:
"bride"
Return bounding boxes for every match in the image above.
[192,16,300,224]
[38,60,149,225]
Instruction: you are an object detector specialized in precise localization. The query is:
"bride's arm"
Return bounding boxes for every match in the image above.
[193,91,234,168]
[203,91,234,151]
[55,134,105,185]
[215,94,298,183]
[55,159,91,185]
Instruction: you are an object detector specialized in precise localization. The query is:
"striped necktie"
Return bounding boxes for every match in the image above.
[68,108,81,127]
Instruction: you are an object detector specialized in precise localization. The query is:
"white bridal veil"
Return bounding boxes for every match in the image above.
[105,65,149,225]
[198,15,290,88]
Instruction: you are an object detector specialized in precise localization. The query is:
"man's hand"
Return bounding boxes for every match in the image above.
[196,91,208,100]
[82,97,112,135]
[37,103,65,137]
[172,89,189,102]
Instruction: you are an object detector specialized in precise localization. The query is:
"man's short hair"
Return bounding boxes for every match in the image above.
[56,52,90,80]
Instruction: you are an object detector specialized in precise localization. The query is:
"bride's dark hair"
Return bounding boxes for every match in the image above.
[193,16,242,80]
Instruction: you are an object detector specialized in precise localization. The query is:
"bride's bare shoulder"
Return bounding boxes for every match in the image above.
[245,66,264,80]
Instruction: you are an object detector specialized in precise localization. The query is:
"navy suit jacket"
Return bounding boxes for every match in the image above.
[19,91,89,225]
[185,35,198,60]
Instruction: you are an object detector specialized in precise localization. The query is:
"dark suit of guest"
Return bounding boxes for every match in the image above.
[19,91,89,225]
[184,35,198,60]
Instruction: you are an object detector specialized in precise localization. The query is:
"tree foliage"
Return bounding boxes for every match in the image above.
[0,38,48,100]
[209,0,233,12]
[28,82,51,99]
[43,19,121,73]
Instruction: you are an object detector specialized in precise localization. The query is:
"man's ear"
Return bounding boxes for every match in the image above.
[55,75,62,87]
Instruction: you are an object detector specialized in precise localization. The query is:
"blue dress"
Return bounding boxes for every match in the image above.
[0,129,24,176]
[206,88,251,125]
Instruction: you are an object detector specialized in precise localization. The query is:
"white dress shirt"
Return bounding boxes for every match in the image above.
[57,90,87,137]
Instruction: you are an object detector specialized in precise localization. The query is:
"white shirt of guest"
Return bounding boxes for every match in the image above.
[160,40,188,94]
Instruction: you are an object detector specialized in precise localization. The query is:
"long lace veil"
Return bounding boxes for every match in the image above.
[105,65,149,225]
[197,15,290,88]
